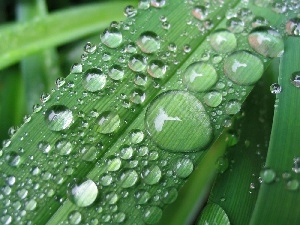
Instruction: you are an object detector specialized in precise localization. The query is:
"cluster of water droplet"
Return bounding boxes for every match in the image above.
[1,0,299,224]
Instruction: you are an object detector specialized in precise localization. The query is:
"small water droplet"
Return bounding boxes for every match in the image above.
[225,100,241,115]
[25,199,37,211]
[55,77,65,88]
[203,91,222,107]
[124,5,137,17]
[142,165,162,185]
[119,170,138,188]
[128,54,147,72]
[291,71,300,88]
[161,187,178,204]
[260,168,276,183]
[82,68,106,92]
[113,212,126,223]
[270,83,282,94]
[151,0,166,8]
[38,141,51,154]
[216,156,229,173]
[130,89,146,104]
[134,73,148,86]
[135,190,151,204]
[138,0,150,9]
[147,60,167,78]
[119,145,133,160]
[68,211,82,224]
[143,206,162,224]
[96,111,120,134]
[70,63,83,74]
[40,92,50,103]
[209,29,237,53]
[286,179,299,191]
[45,105,74,131]
[101,27,123,48]
[130,129,144,144]
[183,62,218,92]
[68,179,98,207]
[137,31,160,53]
[174,158,194,178]
[192,5,207,21]
[84,42,96,53]
[226,17,244,33]
[248,27,284,57]
[55,139,72,155]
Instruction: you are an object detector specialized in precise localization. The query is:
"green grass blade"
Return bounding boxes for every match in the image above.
[250,36,300,225]
[0,1,136,70]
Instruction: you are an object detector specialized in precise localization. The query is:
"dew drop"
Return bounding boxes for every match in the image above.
[286,18,300,36]
[45,105,74,131]
[161,187,178,204]
[209,29,237,53]
[119,170,138,188]
[134,73,148,86]
[82,68,106,92]
[224,50,264,85]
[139,0,150,9]
[71,63,83,74]
[248,27,284,58]
[151,0,166,8]
[113,212,126,223]
[270,83,282,94]
[100,174,113,186]
[101,27,123,48]
[226,17,244,33]
[216,156,229,173]
[286,179,299,191]
[25,199,37,211]
[120,145,133,160]
[128,54,147,72]
[0,215,12,225]
[96,111,120,134]
[130,129,144,144]
[55,139,73,155]
[124,5,137,17]
[137,31,160,53]
[109,65,124,81]
[192,5,207,21]
[142,165,162,185]
[225,100,241,115]
[38,141,51,154]
[106,192,119,204]
[183,62,218,92]
[291,71,300,88]
[143,206,162,225]
[147,60,167,78]
[174,158,194,179]
[68,211,82,225]
[106,157,122,172]
[203,91,222,107]
[260,168,276,184]
[81,144,98,162]
[145,91,213,152]
[251,16,268,28]
[68,179,98,207]
[55,77,65,88]
[130,89,146,104]
[135,190,151,204]
[84,42,96,54]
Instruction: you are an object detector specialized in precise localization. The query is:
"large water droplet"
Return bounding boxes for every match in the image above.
[45,105,74,131]
[137,31,160,53]
[143,206,163,225]
[145,91,213,152]
[82,68,106,92]
[209,29,237,53]
[248,27,284,57]
[101,27,123,48]
[183,62,218,92]
[96,111,120,134]
[128,54,147,72]
[68,179,98,207]
[119,170,138,188]
[224,50,264,85]
[142,165,162,185]
[147,60,167,78]
[291,71,300,88]
[286,18,300,36]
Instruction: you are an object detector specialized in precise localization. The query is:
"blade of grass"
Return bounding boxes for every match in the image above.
[0,1,137,70]
[250,36,300,225]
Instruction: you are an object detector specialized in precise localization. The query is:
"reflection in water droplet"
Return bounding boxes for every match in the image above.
[175,158,194,178]
[101,27,123,48]
[137,31,160,53]
[147,60,167,78]
[145,91,213,152]
[128,54,147,72]
[224,50,264,85]
[96,111,120,134]
[183,62,218,92]
[291,71,300,88]
[45,105,74,131]
[209,29,237,53]
[260,168,276,184]
[109,65,124,81]
[142,165,162,185]
[270,83,282,94]
[83,68,106,92]
[143,206,163,225]
[68,179,98,207]
[192,5,207,21]
[248,27,284,57]
[119,170,138,188]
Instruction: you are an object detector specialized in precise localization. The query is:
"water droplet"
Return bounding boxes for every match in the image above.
[224,50,264,85]
[151,0,166,8]
[286,18,300,36]
[192,5,207,21]
[203,91,222,107]
[100,174,113,186]
[286,179,299,191]
[142,165,162,185]
[226,17,244,33]
[25,199,37,211]
[119,170,138,188]
[143,206,162,224]
[184,62,218,92]
[209,29,237,53]
[55,139,72,155]
[174,158,194,178]
[128,54,147,72]
[130,129,144,144]
[101,27,123,48]
[81,144,98,161]
[119,145,133,160]
[45,105,74,131]
[135,190,151,204]
[109,65,124,81]
[106,156,122,171]
[291,71,300,88]
[260,168,276,183]
[82,68,106,92]
[147,60,167,78]
[1,215,12,225]
[137,31,160,53]
[70,63,83,74]
[68,211,82,224]
[106,192,119,204]
[124,5,137,17]
[84,42,96,53]
[55,77,65,88]
[134,73,148,86]
[225,100,241,115]
[252,16,268,28]
[145,91,212,152]
[161,187,178,204]
[248,27,284,57]
[270,83,282,94]
[38,141,51,154]
[68,179,98,207]
[96,111,120,134]
[139,0,150,9]
[113,212,126,223]
[130,89,146,104]
[40,92,50,103]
